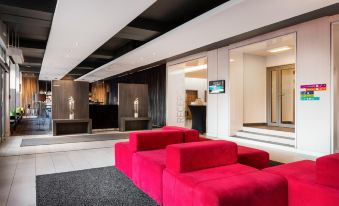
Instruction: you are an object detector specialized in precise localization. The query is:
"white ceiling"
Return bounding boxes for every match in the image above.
[39,0,156,80]
[78,0,338,82]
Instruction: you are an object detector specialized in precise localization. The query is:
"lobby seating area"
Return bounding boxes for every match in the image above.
[115,127,281,205]
[115,127,339,205]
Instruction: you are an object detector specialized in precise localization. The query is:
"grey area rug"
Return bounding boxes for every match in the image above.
[36,166,158,206]
[21,133,128,147]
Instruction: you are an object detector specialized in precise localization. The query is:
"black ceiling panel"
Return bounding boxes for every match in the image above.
[68,0,230,77]
[0,0,57,74]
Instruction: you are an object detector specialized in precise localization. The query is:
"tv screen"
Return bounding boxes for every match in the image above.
[209,80,225,94]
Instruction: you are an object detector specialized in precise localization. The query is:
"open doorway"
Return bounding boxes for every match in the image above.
[167,57,207,133]
[229,33,296,146]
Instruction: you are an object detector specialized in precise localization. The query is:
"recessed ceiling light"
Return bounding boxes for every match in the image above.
[229,59,235,63]
[268,46,291,53]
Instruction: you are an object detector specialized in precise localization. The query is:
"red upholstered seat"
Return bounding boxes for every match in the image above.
[264,159,339,206]
[132,149,166,204]
[115,142,132,178]
[163,140,287,206]
[237,145,269,169]
[114,130,183,179]
[163,164,258,206]
[192,171,287,206]
[161,126,200,142]
[316,153,339,190]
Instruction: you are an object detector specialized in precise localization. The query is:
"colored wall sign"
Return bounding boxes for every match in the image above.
[300,84,326,101]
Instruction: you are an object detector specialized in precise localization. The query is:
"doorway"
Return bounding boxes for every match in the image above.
[229,33,296,147]
[167,56,208,132]
[267,64,295,128]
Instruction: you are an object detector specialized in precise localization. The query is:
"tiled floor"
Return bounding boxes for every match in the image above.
[0,129,316,206]
[0,131,124,206]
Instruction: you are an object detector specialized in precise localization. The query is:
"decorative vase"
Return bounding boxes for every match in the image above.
[68,96,75,120]
[134,98,139,118]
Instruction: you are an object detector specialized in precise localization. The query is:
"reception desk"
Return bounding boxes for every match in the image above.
[188,105,206,133]
[89,104,118,129]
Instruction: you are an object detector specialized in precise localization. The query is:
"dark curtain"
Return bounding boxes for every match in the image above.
[107,64,166,127]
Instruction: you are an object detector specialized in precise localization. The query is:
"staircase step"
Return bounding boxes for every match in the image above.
[242,127,294,138]
[235,131,295,147]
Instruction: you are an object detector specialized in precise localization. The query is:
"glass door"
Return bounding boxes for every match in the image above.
[267,64,295,128]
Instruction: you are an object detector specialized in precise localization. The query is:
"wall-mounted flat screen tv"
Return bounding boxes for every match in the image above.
[209,80,225,94]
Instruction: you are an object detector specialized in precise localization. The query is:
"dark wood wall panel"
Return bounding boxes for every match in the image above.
[118,83,148,127]
[107,64,166,127]
[52,80,89,119]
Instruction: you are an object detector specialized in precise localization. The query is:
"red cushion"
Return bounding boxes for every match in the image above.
[166,140,238,173]
[316,153,339,189]
[237,145,269,169]
[129,130,183,152]
[163,165,286,206]
[264,160,316,182]
[199,136,212,141]
[162,126,199,142]
[193,171,287,206]
[264,160,339,206]
[132,149,166,204]
[114,142,132,178]
[163,163,257,206]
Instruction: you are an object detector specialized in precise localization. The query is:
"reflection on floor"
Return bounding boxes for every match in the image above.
[12,117,51,136]
[244,125,294,133]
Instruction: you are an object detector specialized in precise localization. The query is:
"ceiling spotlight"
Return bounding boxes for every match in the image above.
[229,59,235,63]
[268,46,291,53]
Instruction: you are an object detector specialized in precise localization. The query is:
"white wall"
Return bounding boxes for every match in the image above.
[296,18,331,155]
[207,48,229,138]
[229,52,244,135]
[185,77,207,101]
[332,23,339,152]
[166,66,185,127]
[243,54,267,123]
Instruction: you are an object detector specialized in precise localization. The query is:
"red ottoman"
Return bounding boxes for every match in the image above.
[115,142,132,178]
[238,145,269,169]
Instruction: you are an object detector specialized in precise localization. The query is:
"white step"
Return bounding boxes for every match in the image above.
[242,127,295,138]
[235,131,295,147]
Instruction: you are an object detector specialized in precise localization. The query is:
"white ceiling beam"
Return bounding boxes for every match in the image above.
[39,0,156,80]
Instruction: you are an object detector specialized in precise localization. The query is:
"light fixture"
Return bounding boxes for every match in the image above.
[268,46,291,53]
[184,64,207,73]
[229,59,235,63]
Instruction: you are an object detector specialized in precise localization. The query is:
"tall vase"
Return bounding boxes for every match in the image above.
[69,96,75,120]
[134,98,139,118]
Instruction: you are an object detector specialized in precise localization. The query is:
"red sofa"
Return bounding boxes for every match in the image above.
[163,141,288,206]
[115,126,269,178]
[264,153,339,206]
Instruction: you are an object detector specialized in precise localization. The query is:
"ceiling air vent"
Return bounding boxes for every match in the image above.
[7,47,24,64]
